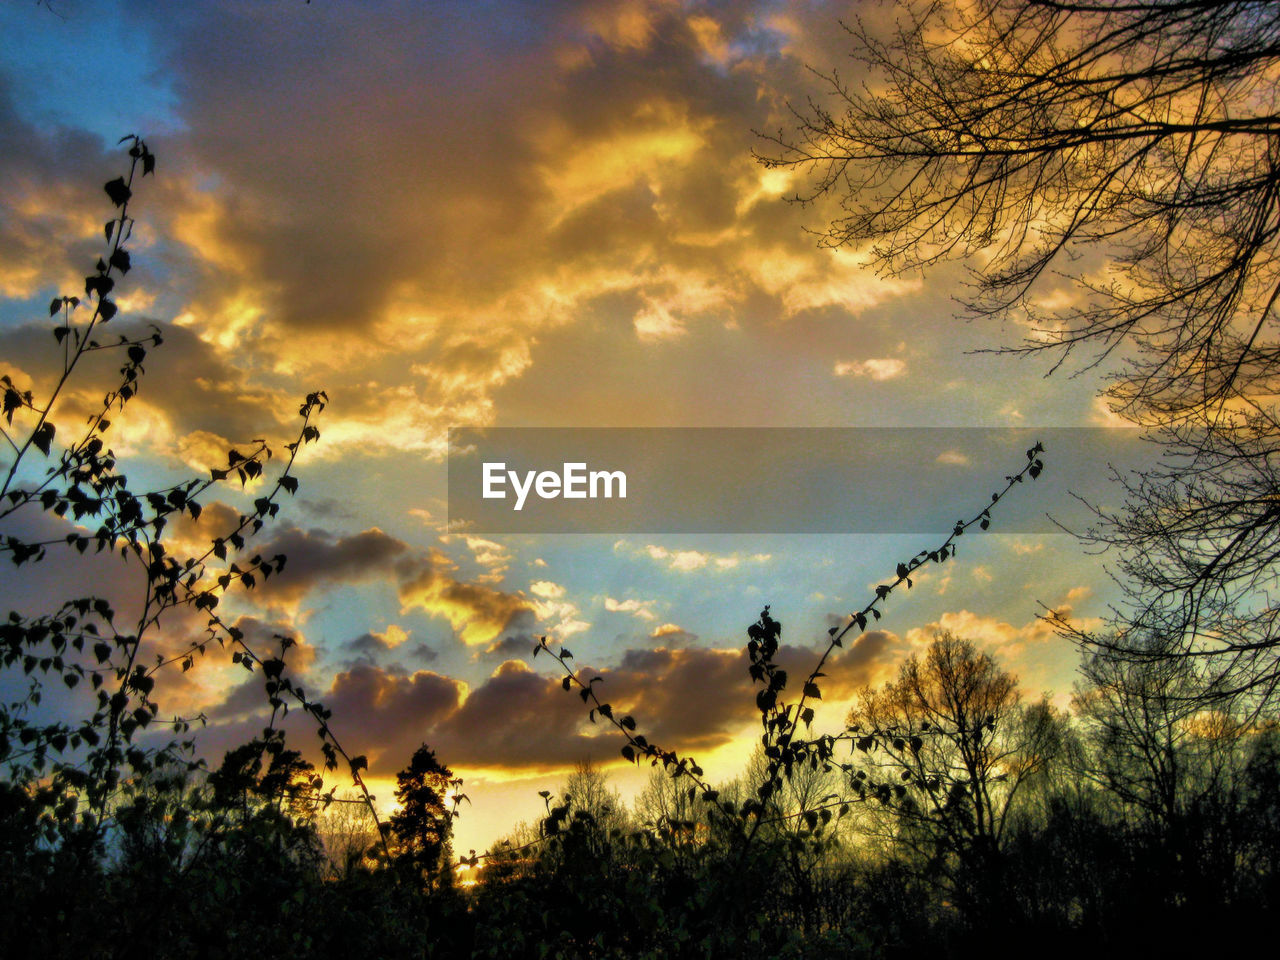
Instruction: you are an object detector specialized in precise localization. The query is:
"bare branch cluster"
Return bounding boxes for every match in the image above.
[758,0,1280,705]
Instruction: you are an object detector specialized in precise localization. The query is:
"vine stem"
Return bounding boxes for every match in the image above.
[538,441,1046,857]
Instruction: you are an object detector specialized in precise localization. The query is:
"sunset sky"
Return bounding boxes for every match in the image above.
[1,0,1131,855]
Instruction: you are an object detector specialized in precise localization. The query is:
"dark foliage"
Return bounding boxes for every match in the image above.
[390,744,458,889]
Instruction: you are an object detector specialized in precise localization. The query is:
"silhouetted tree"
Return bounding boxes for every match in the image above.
[759,0,1280,706]
[760,0,1280,405]
[845,632,1061,917]
[1072,642,1268,914]
[1052,433,1280,709]
[389,744,455,889]
[208,731,323,849]
[1075,639,1245,826]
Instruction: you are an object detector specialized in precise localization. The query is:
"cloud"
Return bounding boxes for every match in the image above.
[648,622,698,645]
[634,300,687,340]
[605,596,658,621]
[833,358,907,381]
[458,536,514,580]
[530,580,566,600]
[584,631,897,752]
[647,545,713,570]
[338,649,760,771]
[0,0,942,463]
[406,642,440,663]
[0,79,120,300]
[398,549,536,647]
[249,526,409,606]
[232,528,549,653]
[189,623,902,777]
[345,624,412,657]
[484,633,539,660]
[0,318,299,471]
[905,609,1061,661]
[631,542,771,572]
[276,664,467,773]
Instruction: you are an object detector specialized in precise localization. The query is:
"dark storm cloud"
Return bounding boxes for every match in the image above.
[191,626,900,776]
[249,525,409,603]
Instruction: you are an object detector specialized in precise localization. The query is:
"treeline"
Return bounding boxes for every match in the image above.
[474,632,1280,957]
[4,631,1277,959]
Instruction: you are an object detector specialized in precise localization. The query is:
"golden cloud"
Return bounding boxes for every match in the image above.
[398,548,536,647]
